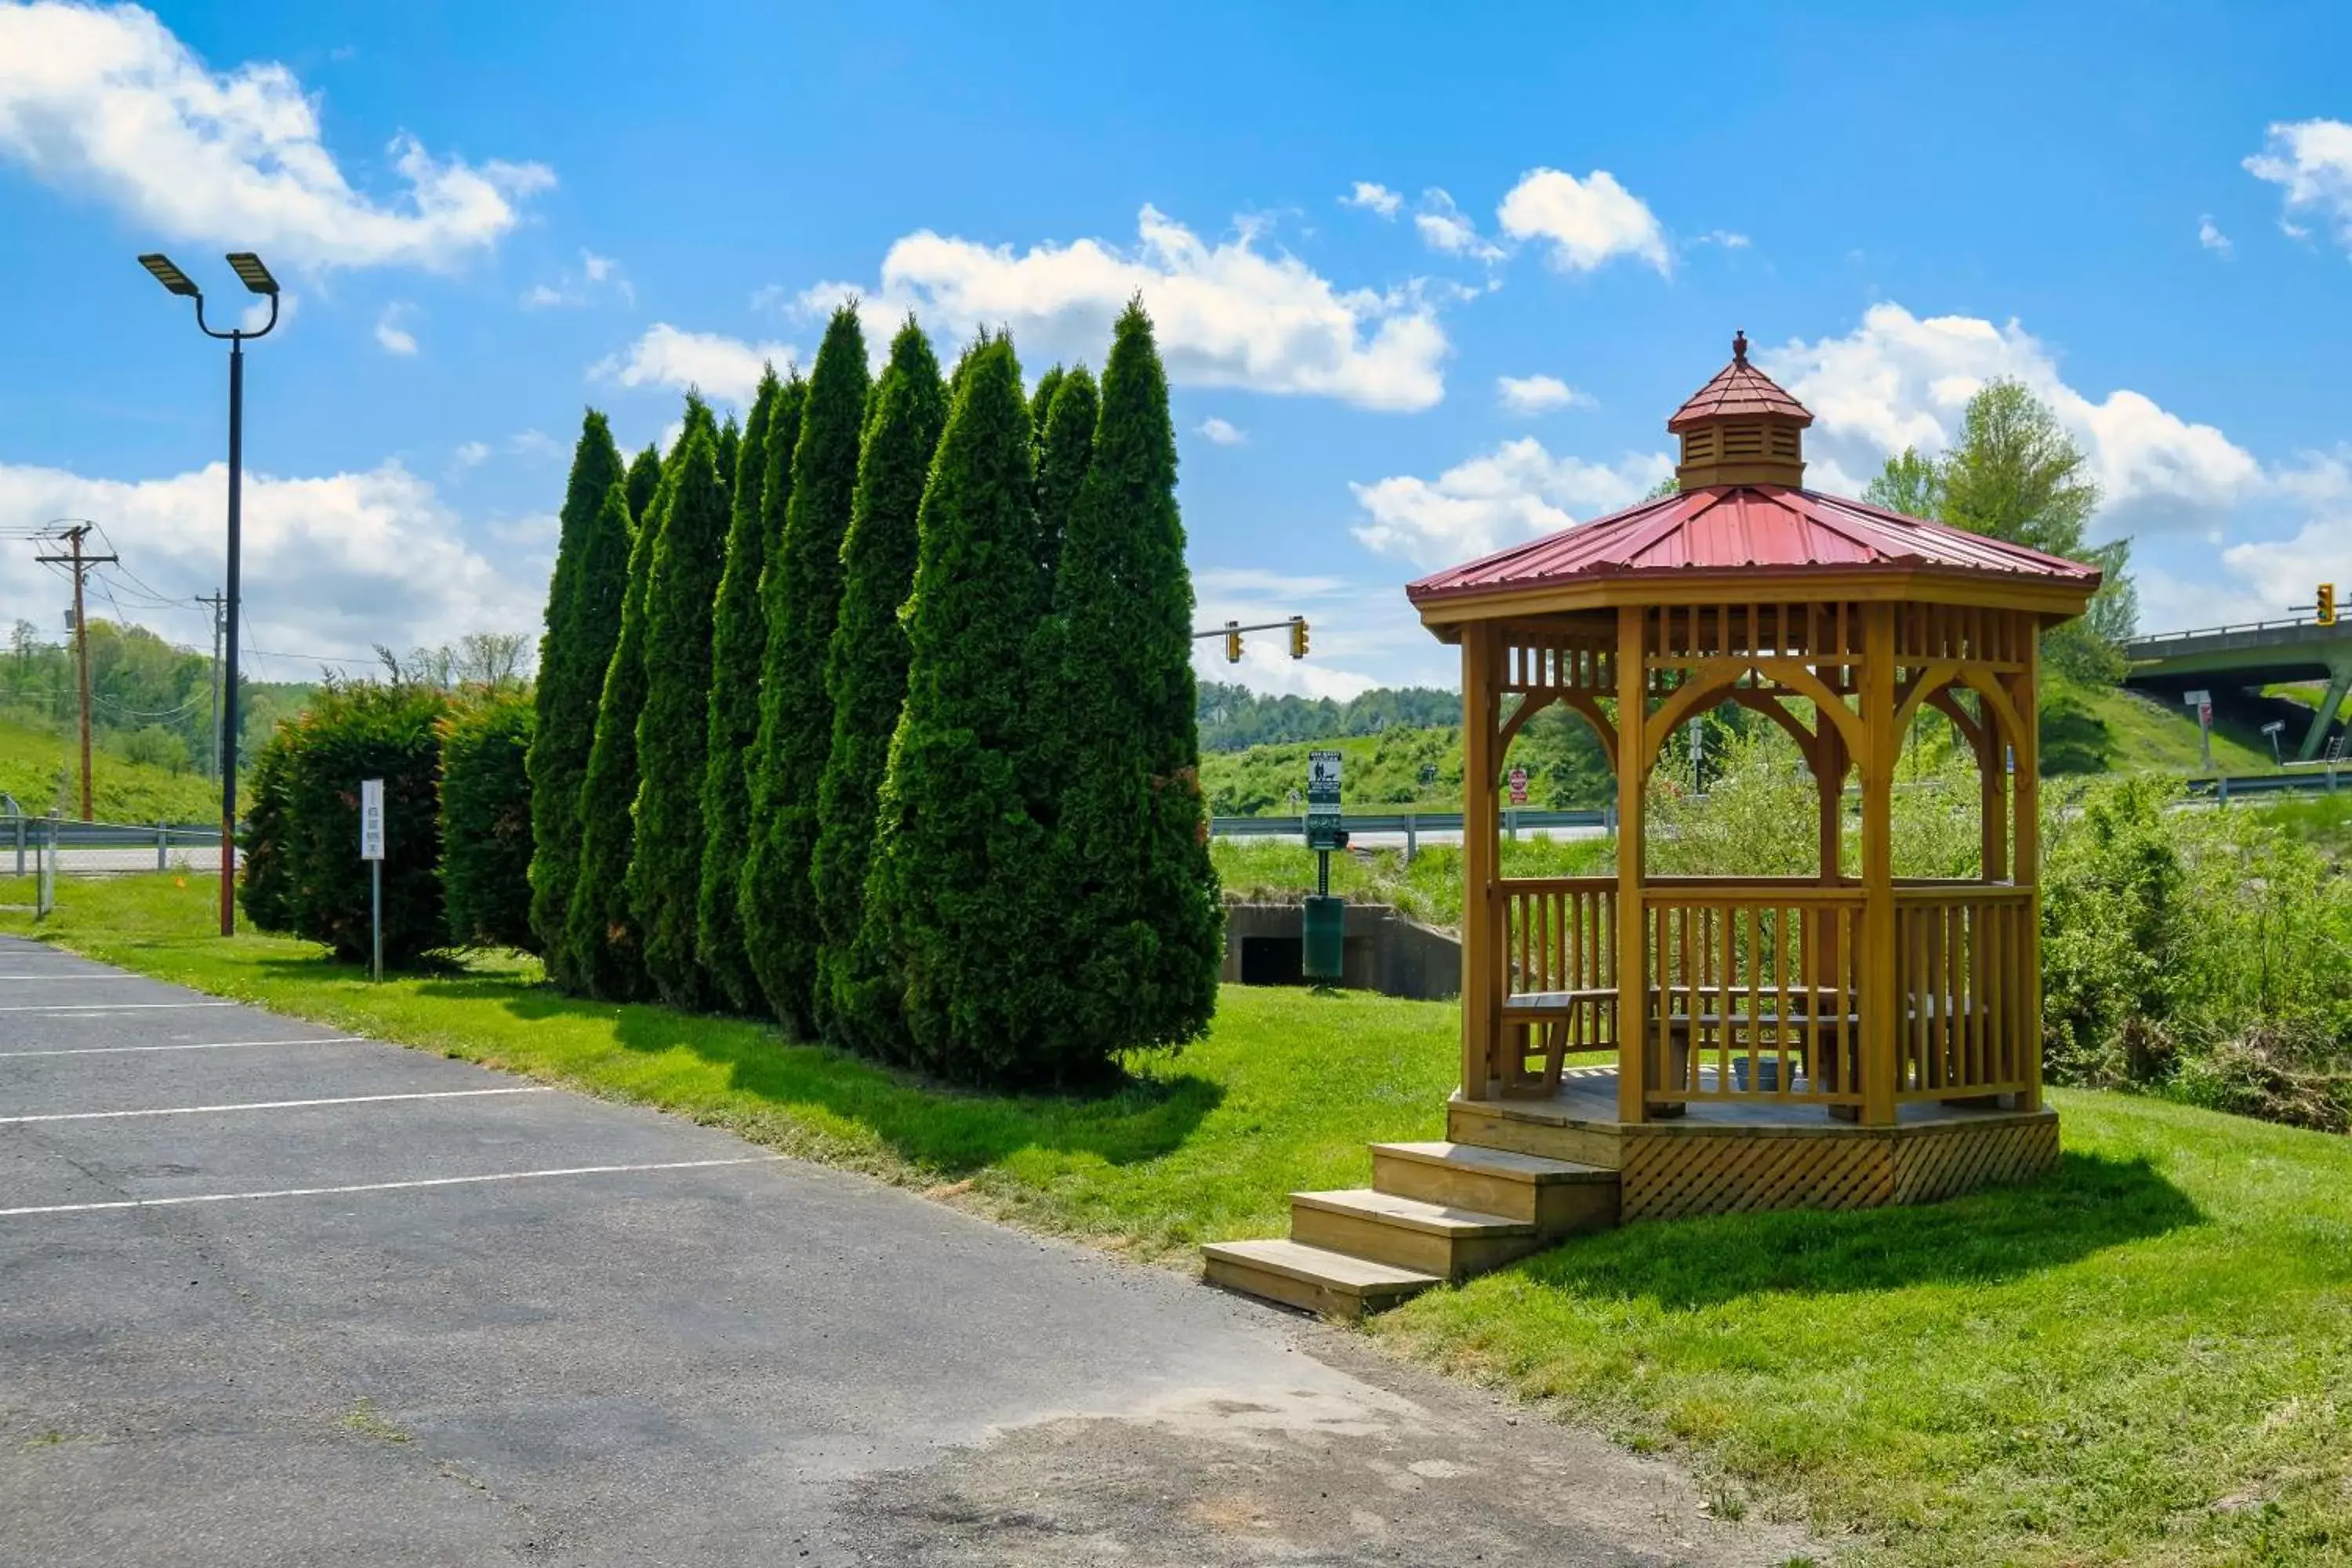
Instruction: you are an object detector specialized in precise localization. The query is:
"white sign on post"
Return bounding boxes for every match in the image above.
[1305,750,1342,821]
[359,779,387,861]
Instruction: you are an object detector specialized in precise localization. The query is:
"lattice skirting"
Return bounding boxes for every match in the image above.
[1618,1110,2059,1222]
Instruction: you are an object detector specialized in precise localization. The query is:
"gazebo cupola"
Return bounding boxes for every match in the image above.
[1668,330,1811,489]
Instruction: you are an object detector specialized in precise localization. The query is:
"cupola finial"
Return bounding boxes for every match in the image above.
[1732,328,1748,365]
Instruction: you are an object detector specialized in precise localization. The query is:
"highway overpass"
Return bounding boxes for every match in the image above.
[2122,615,2352,760]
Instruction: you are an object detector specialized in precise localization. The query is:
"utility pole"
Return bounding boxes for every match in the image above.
[197,589,227,781]
[34,524,118,822]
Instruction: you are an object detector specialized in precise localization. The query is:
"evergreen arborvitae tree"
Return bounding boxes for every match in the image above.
[717,413,741,496]
[625,444,662,527]
[1018,365,1102,873]
[527,410,626,980]
[568,402,717,1000]
[862,335,1060,1081]
[811,318,946,1051]
[1044,300,1221,1064]
[1032,365,1097,589]
[626,419,731,1009]
[742,305,869,1034]
[564,482,659,1000]
[1028,365,1065,451]
[697,368,795,1014]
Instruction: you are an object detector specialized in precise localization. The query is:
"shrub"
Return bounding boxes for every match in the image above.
[440,694,536,951]
[238,715,302,933]
[243,681,452,964]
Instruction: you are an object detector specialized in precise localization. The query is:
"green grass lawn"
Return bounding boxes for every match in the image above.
[7,872,2350,1566]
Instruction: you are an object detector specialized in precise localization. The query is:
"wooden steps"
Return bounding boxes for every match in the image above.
[1199,1239,1440,1318]
[1202,1136,1621,1319]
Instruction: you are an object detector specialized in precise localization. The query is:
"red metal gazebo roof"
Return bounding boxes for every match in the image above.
[1666,331,1813,432]
[1406,484,2103,605]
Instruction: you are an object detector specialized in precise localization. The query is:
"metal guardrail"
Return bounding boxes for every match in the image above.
[1211,808,1610,844]
[2180,771,2344,801]
[2123,615,2334,652]
[4,815,227,877]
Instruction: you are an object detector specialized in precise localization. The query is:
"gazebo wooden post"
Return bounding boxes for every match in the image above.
[1460,621,1498,1102]
[1859,604,1898,1127]
[1614,603,1648,1125]
[1980,718,2008,883]
[2013,635,2043,1112]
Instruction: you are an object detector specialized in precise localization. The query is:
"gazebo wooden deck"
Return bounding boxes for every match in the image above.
[1206,334,2102,1318]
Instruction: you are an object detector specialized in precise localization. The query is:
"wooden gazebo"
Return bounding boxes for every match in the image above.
[1206,336,2101,1318]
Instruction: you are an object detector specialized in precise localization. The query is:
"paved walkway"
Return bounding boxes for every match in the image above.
[0,935,1813,1566]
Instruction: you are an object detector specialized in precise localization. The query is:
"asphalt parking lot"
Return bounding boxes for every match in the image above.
[0,934,1812,1566]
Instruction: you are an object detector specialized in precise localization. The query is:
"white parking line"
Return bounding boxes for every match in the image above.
[0,1001,235,1013]
[0,1156,788,1218]
[0,1036,361,1059]
[0,1086,552,1125]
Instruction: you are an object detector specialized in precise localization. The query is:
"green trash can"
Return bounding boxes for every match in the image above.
[1301,895,1345,982]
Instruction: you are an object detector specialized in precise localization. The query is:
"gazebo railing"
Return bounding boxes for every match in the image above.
[1893,884,2035,1100]
[1490,876,2036,1113]
[1500,877,1615,998]
[1642,884,1864,1109]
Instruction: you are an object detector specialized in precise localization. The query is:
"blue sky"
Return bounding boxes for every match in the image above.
[3,0,2350,695]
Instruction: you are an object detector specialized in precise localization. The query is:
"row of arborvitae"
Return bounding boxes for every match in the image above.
[241,680,536,964]
[527,300,1221,1087]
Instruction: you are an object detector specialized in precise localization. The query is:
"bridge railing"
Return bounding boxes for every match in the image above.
[2124,615,2332,651]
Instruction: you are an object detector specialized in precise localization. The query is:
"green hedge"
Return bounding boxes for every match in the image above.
[440,695,536,951]
[241,682,451,964]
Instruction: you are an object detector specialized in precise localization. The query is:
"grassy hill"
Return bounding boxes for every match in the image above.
[0,716,221,822]
[1206,677,2285,816]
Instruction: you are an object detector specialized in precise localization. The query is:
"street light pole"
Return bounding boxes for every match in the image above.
[139,252,279,936]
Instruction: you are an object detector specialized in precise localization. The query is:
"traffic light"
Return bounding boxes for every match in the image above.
[1223,620,1243,662]
[2320,583,2337,627]
[1289,617,1309,659]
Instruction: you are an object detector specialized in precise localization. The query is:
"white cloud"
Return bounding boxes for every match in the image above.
[1350,437,1671,568]
[374,301,417,356]
[238,290,293,333]
[522,248,633,309]
[591,323,797,407]
[1759,303,2263,535]
[451,440,492,470]
[1496,373,1588,414]
[1693,229,1751,249]
[1495,168,1670,274]
[2245,118,2352,253]
[1339,181,1402,219]
[1196,416,1247,446]
[1414,188,1505,263]
[2198,215,2233,256]
[0,2,550,271]
[0,457,540,662]
[795,205,1452,412]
